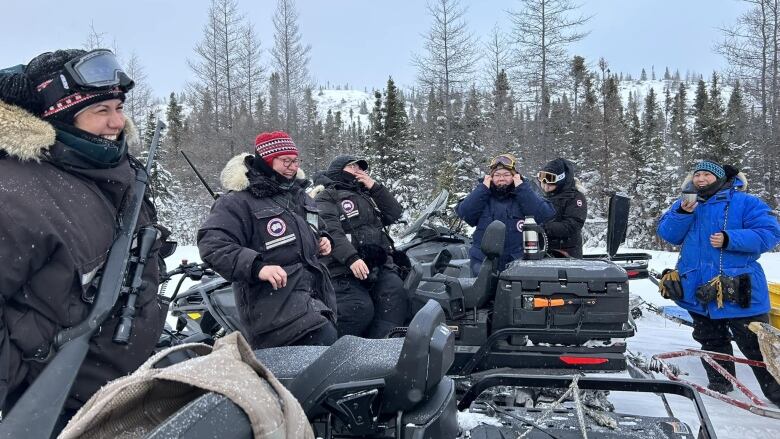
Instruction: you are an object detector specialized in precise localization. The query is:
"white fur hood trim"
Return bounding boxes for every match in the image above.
[681,172,748,192]
[220,153,306,192]
[0,99,140,161]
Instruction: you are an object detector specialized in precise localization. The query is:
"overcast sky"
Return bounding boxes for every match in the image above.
[1,0,749,98]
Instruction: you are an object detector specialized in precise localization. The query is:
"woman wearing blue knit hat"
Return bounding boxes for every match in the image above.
[657,159,780,407]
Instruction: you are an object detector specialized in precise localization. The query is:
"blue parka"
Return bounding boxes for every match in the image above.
[456,179,556,271]
[657,177,780,319]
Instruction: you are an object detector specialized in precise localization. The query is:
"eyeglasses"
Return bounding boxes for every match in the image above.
[492,171,514,178]
[489,154,517,170]
[275,157,302,167]
[537,170,566,184]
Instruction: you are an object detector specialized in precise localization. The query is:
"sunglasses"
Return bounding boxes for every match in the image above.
[537,171,565,184]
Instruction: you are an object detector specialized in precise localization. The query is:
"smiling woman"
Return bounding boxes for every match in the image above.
[0,48,167,434]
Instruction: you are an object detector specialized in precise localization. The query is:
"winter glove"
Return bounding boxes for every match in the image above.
[659,268,683,301]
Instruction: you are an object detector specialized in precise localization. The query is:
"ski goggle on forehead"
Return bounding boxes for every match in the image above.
[489,154,517,170]
[62,50,134,91]
[537,170,566,184]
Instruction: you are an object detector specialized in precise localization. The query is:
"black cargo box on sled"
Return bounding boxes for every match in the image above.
[493,257,633,345]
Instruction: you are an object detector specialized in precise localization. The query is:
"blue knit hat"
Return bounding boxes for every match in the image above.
[693,160,725,179]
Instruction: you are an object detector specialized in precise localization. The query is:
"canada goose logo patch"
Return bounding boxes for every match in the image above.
[267,218,287,237]
[516,219,525,232]
[341,199,355,213]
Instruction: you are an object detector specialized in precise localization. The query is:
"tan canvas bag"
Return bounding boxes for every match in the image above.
[59,332,313,439]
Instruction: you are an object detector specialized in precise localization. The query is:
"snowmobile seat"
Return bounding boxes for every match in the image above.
[152,301,457,439]
[422,220,505,309]
[255,299,454,417]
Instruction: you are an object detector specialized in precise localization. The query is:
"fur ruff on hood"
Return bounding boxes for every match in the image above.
[573,178,587,194]
[681,172,748,192]
[0,99,140,161]
[220,153,306,192]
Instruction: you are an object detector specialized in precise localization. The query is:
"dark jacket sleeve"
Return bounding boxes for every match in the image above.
[456,182,492,226]
[0,208,55,409]
[315,190,361,266]
[368,183,403,226]
[544,191,587,239]
[197,195,260,283]
[514,182,556,223]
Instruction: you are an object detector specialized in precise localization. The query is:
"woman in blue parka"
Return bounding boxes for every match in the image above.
[456,153,555,274]
[657,160,780,406]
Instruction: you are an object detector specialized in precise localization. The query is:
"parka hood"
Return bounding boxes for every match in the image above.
[220,153,306,192]
[541,157,584,195]
[681,172,748,193]
[0,98,140,162]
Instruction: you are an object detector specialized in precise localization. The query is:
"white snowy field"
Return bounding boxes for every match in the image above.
[163,246,780,437]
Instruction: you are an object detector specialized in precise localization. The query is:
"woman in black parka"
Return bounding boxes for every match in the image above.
[198,132,338,349]
[0,49,166,424]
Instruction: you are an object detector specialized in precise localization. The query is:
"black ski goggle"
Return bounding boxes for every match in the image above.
[537,170,566,184]
[62,50,134,91]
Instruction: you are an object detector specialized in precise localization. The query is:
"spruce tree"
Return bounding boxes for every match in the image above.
[669,82,691,174]
[299,88,322,169]
[165,92,185,157]
[570,55,587,114]
[725,79,748,168]
[691,79,709,160]
[268,72,282,130]
[488,69,514,157]
[139,110,178,228]
[704,72,729,162]
[631,89,669,247]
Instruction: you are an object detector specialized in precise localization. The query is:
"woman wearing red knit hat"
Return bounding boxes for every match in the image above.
[198,131,338,348]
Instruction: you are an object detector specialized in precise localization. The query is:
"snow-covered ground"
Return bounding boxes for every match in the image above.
[163,246,780,437]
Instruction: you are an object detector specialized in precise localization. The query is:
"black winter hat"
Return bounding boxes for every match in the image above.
[0,49,126,123]
[327,154,368,173]
[542,158,567,176]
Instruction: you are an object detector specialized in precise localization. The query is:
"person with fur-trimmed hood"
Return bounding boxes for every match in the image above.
[0,49,167,423]
[537,158,587,258]
[657,160,780,407]
[311,155,407,338]
[198,132,338,349]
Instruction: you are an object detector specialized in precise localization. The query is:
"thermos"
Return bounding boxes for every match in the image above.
[522,216,546,260]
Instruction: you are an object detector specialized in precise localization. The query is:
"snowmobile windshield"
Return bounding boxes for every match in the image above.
[397,190,449,240]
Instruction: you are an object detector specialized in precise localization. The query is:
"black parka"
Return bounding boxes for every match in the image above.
[0,100,166,412]
[541,159,587,258]
[312,170,403,278]
[197,154,336,349]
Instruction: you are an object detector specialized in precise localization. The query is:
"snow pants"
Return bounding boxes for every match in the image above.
[333,267,408,338]
[690,312,780,406]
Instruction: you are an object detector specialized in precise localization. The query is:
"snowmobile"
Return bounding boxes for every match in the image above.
[400,192,652,374]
